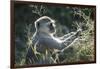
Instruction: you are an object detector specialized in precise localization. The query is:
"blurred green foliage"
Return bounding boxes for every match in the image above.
[14,3,95,66]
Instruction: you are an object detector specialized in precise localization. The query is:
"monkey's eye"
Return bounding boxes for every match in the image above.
[50,23,53,26]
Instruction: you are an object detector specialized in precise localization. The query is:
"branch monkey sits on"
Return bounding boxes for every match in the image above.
[26,16,81,64]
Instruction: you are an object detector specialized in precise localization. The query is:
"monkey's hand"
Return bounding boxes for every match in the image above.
[75,28,82,37]
[60,28,82,51]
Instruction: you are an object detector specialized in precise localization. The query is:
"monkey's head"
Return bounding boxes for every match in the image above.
[34,16,56,34]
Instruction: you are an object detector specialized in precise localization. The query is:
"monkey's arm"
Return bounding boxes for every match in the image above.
[59,32,75,40]
[60,28,81,40]
[62,28,81,45]
[60,29,81,51]
[38,37,65,50]
[37,29,81,50]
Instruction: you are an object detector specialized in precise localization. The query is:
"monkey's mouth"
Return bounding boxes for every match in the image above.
[49,27,55,33]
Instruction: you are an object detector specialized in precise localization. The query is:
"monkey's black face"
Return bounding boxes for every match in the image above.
[35,16,56,34]
[48,22,56,33]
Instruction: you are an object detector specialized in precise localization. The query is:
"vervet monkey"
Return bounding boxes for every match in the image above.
[26,16,81,64]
